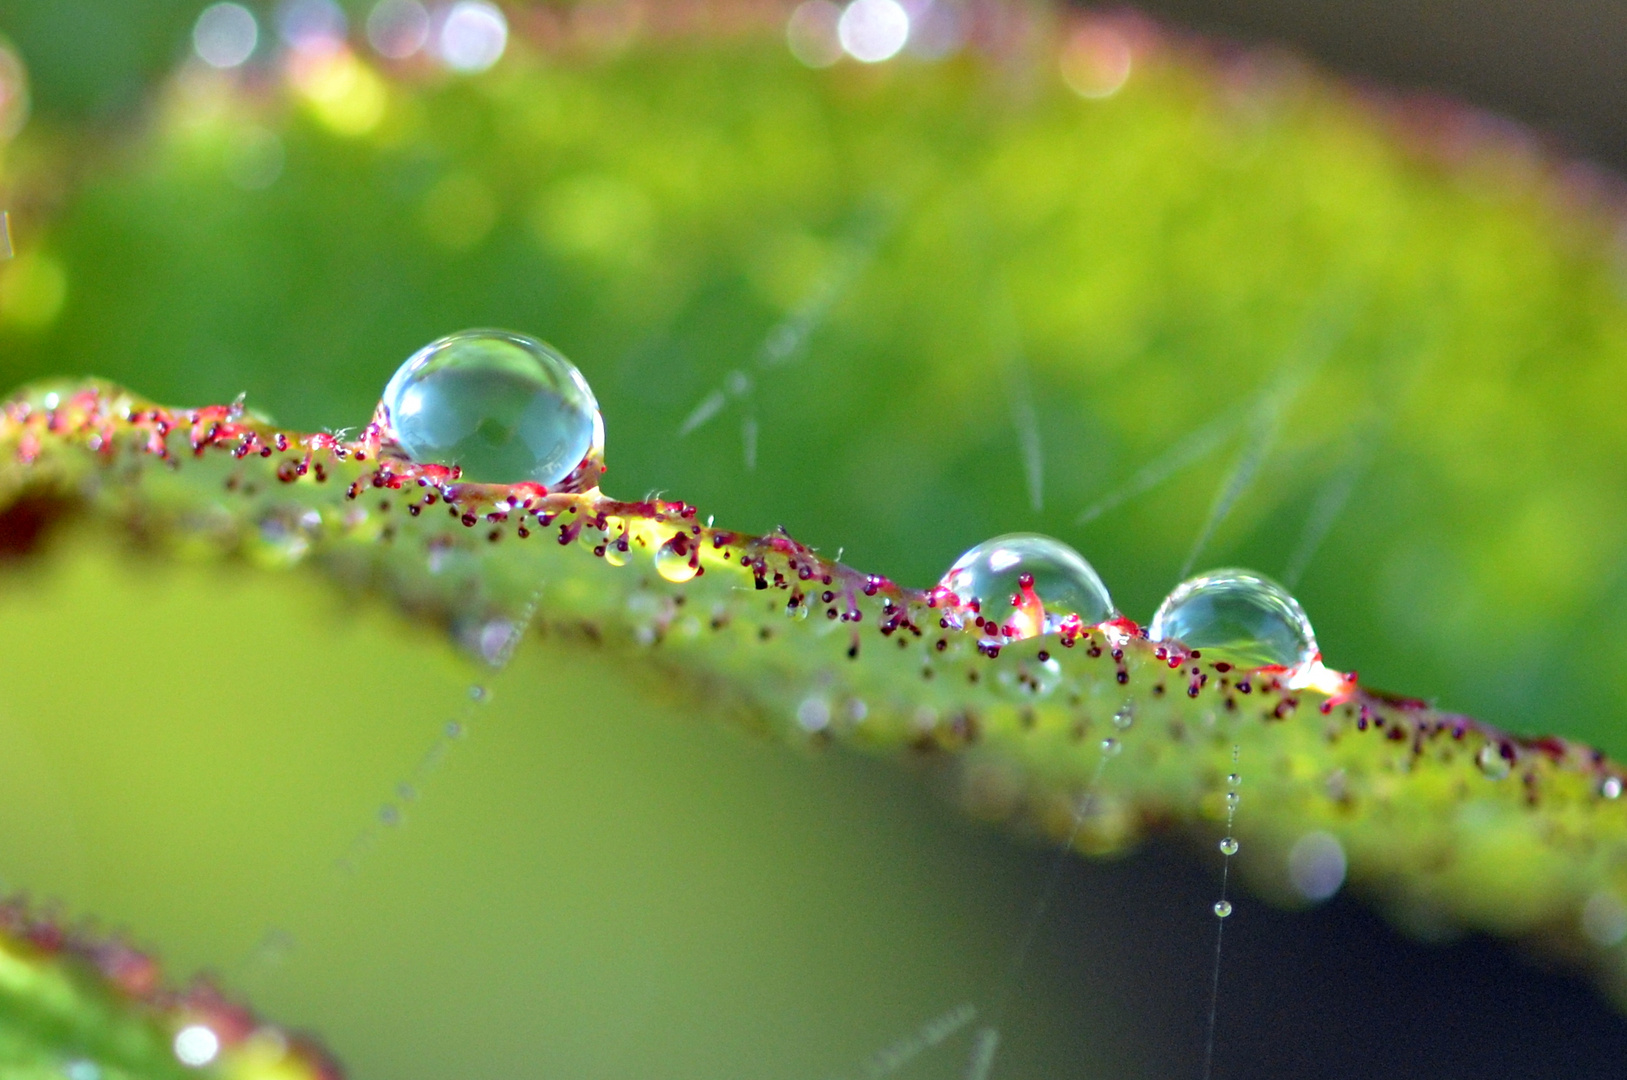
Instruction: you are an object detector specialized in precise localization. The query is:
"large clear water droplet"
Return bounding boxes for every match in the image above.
[938,533,1114,640]
[375,329,604,487]
[1148,568,1317,669]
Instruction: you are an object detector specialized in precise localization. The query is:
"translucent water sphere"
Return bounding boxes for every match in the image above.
[376,329,603,487]
[938,533,1114,640]
[1148,568,1317,670]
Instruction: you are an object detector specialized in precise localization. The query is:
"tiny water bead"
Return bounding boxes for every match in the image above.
[937,533,1114,641]
[1149,568,1316,670]
[1477,743,1513,780]
[1219,837,1239,856]
[654,535,701,583]
[1213,900,1233,919]
[375,329,604,487]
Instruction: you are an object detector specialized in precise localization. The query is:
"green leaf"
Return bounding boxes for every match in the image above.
[6,4,1627,1073]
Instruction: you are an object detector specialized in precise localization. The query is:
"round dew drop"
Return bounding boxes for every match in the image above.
[376,329,604,486]
[1476,744,1512,780]
[1149,568,1317,670]
[654,536,699,583]
[1219,837,1239,856]
[1213,900,1233,919]
[938,532,1114,640]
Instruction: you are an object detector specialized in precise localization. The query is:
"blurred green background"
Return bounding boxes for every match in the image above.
[4,1,1627,1077]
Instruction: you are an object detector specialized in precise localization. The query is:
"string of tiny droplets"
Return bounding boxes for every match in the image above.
[1201,746,1242,1080]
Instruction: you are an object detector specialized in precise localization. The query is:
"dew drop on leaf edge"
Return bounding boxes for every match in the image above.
[1477,744,1512,780]
[937,532,1114,640]
[655,535,700,583]
[375,329,604,486]
[1148,568,1317,670]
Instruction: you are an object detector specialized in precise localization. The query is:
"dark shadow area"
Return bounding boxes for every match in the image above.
[1009,834,1627,1079]
[1112,0,1627,172]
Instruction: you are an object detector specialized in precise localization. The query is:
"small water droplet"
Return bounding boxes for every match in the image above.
[1225,791,1240,808]
[1219,837,1239,856]
[655,536,699,583]
[1112,703,1135,730]
[469,684,488,702]
[1476,744,1512,780]
[375,329,604,487]
[938,533,1114,640]
[1213,900,1233,919]
[1603,776,1623,800]
[796,696,832,733]
[1149,568,1317,670]
[603,536,629,567]
[1100,737,1121,757]
[1287,831,1346,902]
[1227,773,1241,787]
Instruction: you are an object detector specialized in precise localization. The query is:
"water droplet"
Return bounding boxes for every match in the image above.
[938,533,1114,640]
[1112,703,1135,730]
[468,684,487,702]
[1287,831,1346,902]
[375,329,603,487]
[603,535,629,567]
[1603,776,1623,800]
[796,696,832,733]
[1225,791,1240,808]
[1213,900,1233,919]
[655,536,699,583]
[1100,737,1121,757]
[1219,837,1239,856]
[1476,744,1512,780]
[1227,773,1241,787]
[1149,568,1317,670]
